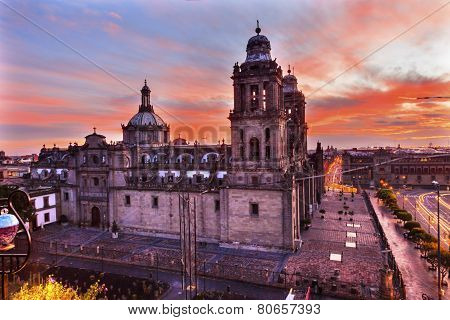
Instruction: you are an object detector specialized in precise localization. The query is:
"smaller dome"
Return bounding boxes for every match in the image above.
[128,111,166,127]
[283,67,299,93]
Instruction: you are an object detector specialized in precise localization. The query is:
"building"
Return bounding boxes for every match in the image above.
[29,187,59,229]
[30,24,324,251]
[342,147,450,188]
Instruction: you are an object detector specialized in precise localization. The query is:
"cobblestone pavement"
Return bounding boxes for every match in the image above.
[284,191,384,299]
[369,194,449,300]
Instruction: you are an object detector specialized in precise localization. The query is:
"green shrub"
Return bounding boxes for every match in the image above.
[404,221,421,231]
[409,227,426,240]
[396,211,412,222]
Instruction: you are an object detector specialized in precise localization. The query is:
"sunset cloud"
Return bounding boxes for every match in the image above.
[0,0,449,154]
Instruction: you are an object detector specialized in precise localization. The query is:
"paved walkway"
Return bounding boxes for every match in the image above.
[369,194,449,300]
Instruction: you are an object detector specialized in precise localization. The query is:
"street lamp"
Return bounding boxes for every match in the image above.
[431,180,442,300]
[0,190,32,299]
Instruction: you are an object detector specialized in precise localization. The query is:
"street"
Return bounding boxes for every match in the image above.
[398,189,450,250]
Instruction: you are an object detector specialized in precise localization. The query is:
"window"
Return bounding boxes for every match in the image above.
[196,175,202,183]
[83,155,87,164]
[43,196,50,208]
[215,200,220,212]
[250,203,259,216]
[152,196,159,208]
[265,128,270,142]
[249,137,260,161]
[265,145,271,160]
[251,176,258,185]
[64,192,69,201]
[93,177,99,186]
[168,176,173,183]
[102,155,106,163]
[92,155,99,164]
[240,146,245,160]
[125,195,131,206]
[239,129,244,142]
[250,85,259,111]
[44,212,50,223]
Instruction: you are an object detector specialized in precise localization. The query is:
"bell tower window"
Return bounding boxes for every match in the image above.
[263,82,268,111]
[250,85,259,111]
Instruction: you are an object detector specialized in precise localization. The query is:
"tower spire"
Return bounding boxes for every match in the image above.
[255,20,261,35]
[140,78,152,111]
[288,64,291,74]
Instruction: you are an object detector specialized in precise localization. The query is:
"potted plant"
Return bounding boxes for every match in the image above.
[60,215,69,226]
[111,220,119,239]
[302,218,311,230]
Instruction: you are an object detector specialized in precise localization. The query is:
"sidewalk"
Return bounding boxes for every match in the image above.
[369,195,449,300]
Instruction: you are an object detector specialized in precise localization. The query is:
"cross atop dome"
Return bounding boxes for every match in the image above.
[255,20,261,35]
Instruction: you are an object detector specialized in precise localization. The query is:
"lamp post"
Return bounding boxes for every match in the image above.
[431,180,442,300]
[0,190,32,300]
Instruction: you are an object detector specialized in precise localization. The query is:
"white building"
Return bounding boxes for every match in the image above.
[29,188,58,228]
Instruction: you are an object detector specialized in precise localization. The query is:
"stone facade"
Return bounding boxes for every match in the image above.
[342,147,450,187]
[30,24,324,251]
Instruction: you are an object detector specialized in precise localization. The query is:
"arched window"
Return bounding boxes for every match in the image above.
[92,155,99,164]
[249,137,260,161]
[239,129,244,142]
[93,177,99,186]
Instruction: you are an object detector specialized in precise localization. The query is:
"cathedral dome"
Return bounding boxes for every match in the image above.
[128,111,166,127]
[283,67,299,93]
[245,21,272,62]
[127,79,167,127]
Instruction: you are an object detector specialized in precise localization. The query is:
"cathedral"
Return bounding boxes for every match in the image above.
[31,23,324,251]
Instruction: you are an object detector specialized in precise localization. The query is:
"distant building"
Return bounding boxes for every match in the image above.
[29,187,58,229]
[30,24,324,251]
[342,147,450,187]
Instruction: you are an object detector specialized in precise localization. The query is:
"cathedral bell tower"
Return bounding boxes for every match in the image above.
[228,21,288,186]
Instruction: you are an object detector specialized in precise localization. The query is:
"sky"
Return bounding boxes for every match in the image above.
[0,0,449,155]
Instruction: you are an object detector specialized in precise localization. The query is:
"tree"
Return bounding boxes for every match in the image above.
[404,221,421,231]
[409,228,426,243]
[428,250,450,284]
[396,211,412,223]
[420,242,437,259]
[12,277,105,300]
